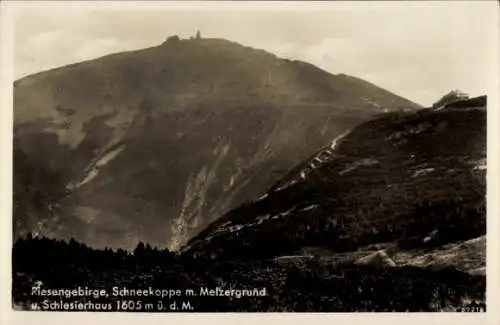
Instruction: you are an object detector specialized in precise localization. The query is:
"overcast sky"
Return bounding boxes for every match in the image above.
[12,1,498,106]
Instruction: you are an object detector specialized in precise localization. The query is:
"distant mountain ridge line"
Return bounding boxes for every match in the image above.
[15,37,421,105]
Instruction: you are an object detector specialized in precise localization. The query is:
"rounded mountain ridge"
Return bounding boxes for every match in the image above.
[13,37,420,249]
[15,36,419,123]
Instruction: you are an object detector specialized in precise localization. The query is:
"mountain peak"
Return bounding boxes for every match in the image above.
[14,37,420,249]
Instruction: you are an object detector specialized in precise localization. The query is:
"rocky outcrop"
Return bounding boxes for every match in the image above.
[354,250,396,268]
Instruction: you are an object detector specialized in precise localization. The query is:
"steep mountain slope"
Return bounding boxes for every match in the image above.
[185,99,486,268]
[13,37,420,250]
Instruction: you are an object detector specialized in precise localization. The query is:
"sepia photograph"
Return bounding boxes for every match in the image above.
[1,0,499,319]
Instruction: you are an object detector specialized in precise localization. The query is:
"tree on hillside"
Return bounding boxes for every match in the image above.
[432,90,469,109]
[134,241,145,256]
